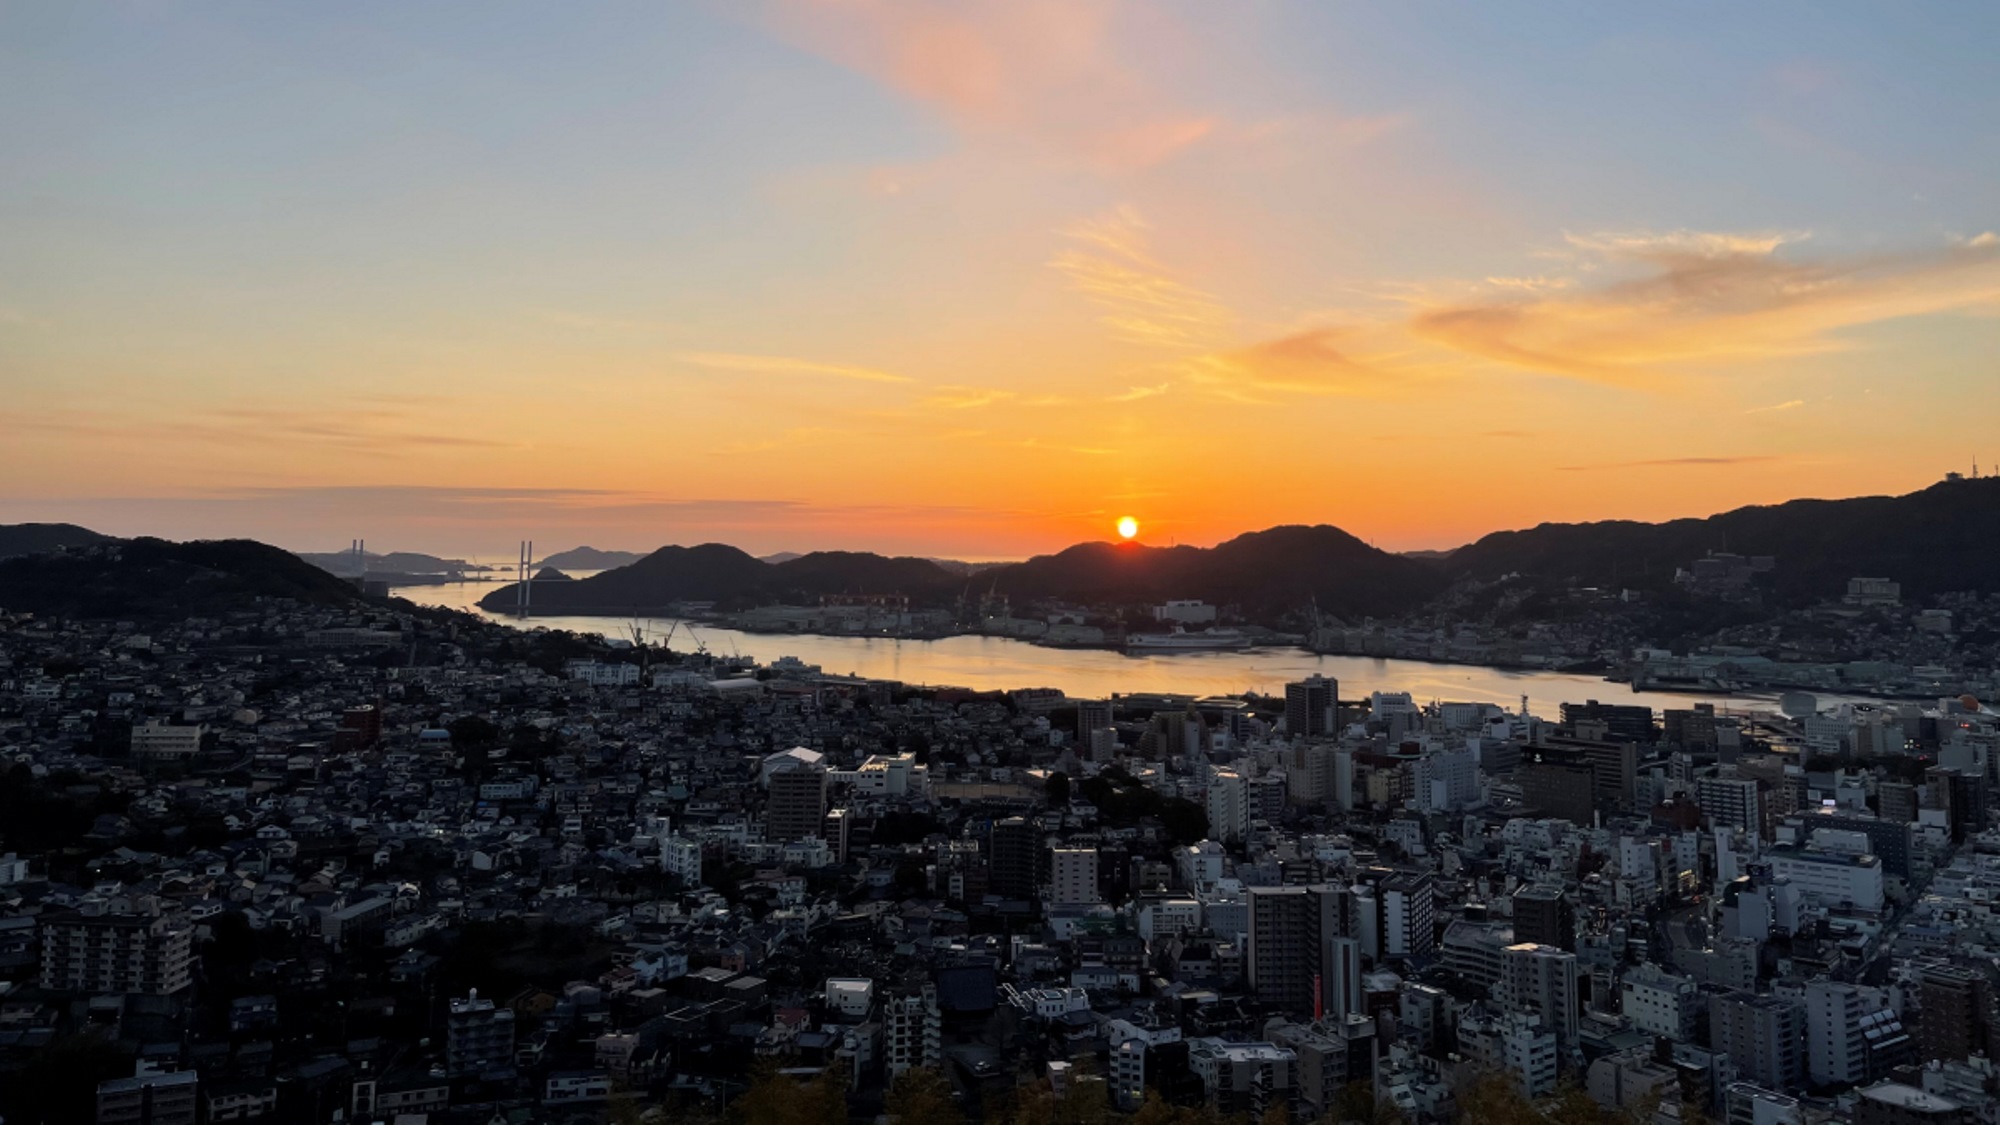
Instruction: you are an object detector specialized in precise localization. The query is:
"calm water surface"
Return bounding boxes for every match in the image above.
[407,574,1792,716]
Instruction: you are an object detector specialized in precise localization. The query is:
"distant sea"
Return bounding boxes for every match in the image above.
[406,573,1802,716]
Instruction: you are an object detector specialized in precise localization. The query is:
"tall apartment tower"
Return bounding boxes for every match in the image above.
[1286,676,1339,738]
[1077,699,1115,740]
[990,817,1042,900]
[1918,965,1992,1065]
[1246,885,1351,1016]
[1500,943,1580,1045]
[1512,885,1575,952]
[765,765,829,844]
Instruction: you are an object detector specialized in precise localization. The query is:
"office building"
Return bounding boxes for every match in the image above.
[1699,776,1764,834]
[1512,884,1574,951]
[1709,991,1804,1090]
[990,817,1042,900]
[764,763,828,844]
[1501,943,1580,1045]
[1561,700,1657,745]
[1207,769,1250,842]
[1917,965,1991,1066]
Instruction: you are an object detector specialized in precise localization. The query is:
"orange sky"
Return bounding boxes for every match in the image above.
[5,3,1999,559]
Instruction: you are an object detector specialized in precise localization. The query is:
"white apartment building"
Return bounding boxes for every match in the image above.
[130,720,204,761]
[1048,847,1101,905]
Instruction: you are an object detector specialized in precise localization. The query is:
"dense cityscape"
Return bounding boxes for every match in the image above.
[5,559,1999,1125]
[12,4,2000,1125]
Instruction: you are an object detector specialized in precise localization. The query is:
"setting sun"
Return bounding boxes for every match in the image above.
[1117,516,1139,540]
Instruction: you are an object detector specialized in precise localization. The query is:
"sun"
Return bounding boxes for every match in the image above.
[1116,516,1140,540]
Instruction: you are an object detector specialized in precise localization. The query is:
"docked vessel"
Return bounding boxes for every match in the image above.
[1124,626,1255,653]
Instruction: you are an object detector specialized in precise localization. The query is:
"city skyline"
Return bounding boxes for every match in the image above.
[7,3,2000,557]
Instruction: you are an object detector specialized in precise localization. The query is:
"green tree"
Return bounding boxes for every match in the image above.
[887,1067,963,1125]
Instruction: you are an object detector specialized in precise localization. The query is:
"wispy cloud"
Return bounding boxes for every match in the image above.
[1745,399,1806,414]
[16,405,516,452]
[1409,230,2000,384]
[1555,456,1784,471]
[676,352,915,384]
[1050,207,1233,348]
[1107,382,1171,402]
[924,386,1016,410]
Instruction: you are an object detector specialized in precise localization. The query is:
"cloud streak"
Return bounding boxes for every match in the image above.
[1556,456,1784,471]
[1409,230,2000,384]
[676,352,916,384]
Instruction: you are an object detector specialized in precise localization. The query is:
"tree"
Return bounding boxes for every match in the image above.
[732,1062,848,1125]
[1046,771,1073,807]
[886,1066,963,1125]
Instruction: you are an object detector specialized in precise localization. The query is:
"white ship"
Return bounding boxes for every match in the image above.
[1125,626,1255,653]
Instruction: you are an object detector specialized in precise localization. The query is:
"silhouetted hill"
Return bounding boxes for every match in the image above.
[0,538,363,618]
[0,523,115,559]
[296,549,475,576]
[1447,477,2000,602]
[983,525,1445,620]
[538,546,646,570]
[478,544,964,612]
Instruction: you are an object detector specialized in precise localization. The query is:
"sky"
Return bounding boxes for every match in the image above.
[4,2,1999,561]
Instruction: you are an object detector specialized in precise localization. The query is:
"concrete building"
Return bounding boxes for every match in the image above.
[990,817,1042,900]
[1500,943,1580,1045]
[1805,979,1869,1087]
[885,983,942,1078]
[41,903,193,996]
[447,990,517,1077]
[1621,963,1699,1042]
[1854,1083,1973,1125]
[1246,885,1347,1016]
[1186,1038,1298,1117]
[1048,847,1101,905]
[1207,768,1250,842]
[129,720,203,761]
[1286,676,1338,738]
[1709,991,1804,1090]
[1512,884,1574,951]
[1917,965,1990,1066]
[1760,847,1884,912]
[764,763,828,844]
[97,1069,198,1125]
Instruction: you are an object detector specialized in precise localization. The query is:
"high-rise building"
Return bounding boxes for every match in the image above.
[1246,885,1351,1016]
[1379,873,1437,958]
[1805,980,1869,1087]
[1698,775,1763,835]
[1501,943,1580,1045]
[1077,699,1114,740]
[765,765,828,844]
[447,990,516,1077]
[885,982,943,1078]
[1918,965,1991,1065]
[1560,700,1658,745]
[1879,782,1919,825]
[1512,885,1574,952]
[41,902,193,996]
[1049,847,1101,904]
[1709,991,1805,1090]
[1518,746,1598,826]
[1207,769,1250,842]
[990,817,1042,900]
[1286,676,1338,738]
